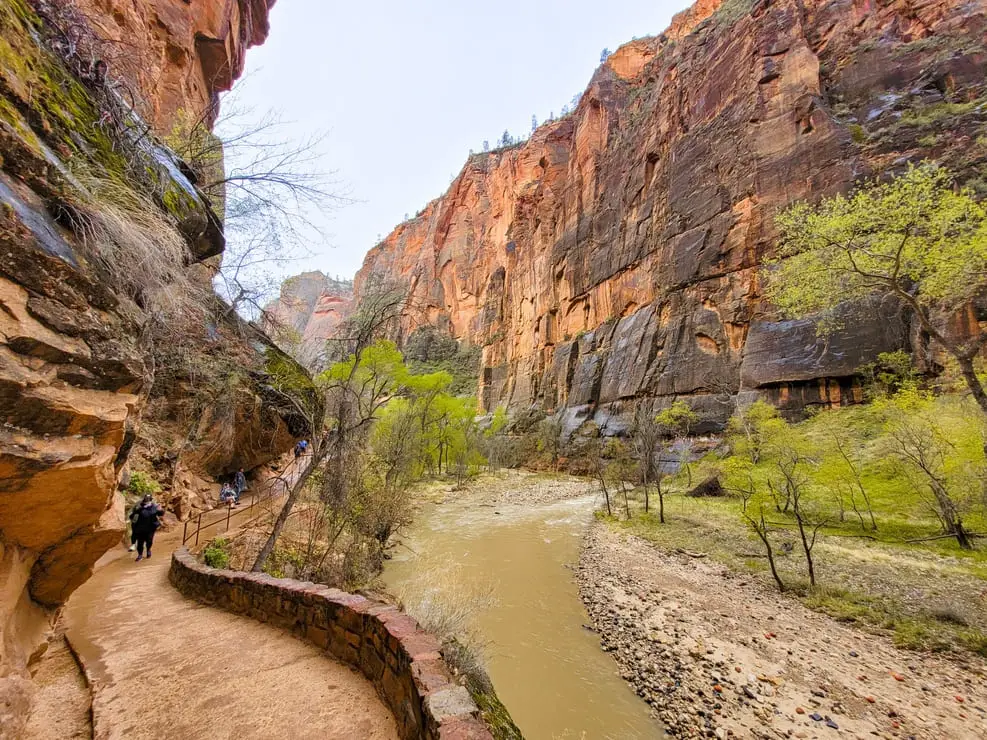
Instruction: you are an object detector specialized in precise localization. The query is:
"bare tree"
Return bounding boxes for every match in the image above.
[884,406,975,550]
[632,401,661,514]
[741,486,787,593]
[634,401,698,524]
[768,446,827,587]
[165,81,347,322]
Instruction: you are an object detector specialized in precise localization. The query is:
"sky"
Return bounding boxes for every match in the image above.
[227,0,693,283]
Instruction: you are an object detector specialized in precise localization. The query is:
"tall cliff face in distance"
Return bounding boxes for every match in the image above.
[0,0,274,730]
[351,0,987,432]
[263,271,354,369]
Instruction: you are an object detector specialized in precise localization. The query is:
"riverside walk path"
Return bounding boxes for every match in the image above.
[62,464,398,740]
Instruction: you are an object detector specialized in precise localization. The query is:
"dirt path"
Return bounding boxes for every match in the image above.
[22,636,91,740]
[62,489,397,740]
[579,524,987,740]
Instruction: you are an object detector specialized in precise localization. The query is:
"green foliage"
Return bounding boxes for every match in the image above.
[622,390,987,654]
[655,400,699,434]
[203,538,231,569]
[766,165,987,330]
[404,326,480,396]
[128,471,161,497]
[726,401,786,465]
[857,350,920,399]
[263,546,305,579]
[900,100,979,129]
[712,0,755,27]
[848,124,868,144]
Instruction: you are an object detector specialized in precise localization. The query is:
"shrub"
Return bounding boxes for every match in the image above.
[128,471,161,497]
[203,537,231,569]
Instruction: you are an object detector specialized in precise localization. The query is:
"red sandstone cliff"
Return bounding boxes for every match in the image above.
[264,272,354,368]
[0,1,274,730]
[49,0,275,130]
[350,0,987,431]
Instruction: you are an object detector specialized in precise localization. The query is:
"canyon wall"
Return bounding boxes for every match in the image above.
[263,271,354,369]
[58,0,275,130]
[0,1,275,732]
[346,0,987,432]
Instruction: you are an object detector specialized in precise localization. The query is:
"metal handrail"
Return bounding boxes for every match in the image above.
[181,453,311,546]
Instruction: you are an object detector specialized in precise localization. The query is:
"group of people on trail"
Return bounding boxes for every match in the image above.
[127,445,307,563]
[128,494,164,561]
[220,467,247,506]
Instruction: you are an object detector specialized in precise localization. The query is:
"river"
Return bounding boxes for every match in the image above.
[381,479,663,739]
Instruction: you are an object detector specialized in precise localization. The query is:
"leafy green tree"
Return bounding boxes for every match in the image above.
[727,400,785,465]
[876,389,983,549]
[252,282,407,572]
[765,430,827,586]
[812,411,878,530]
[766,165,987,416]
[736,471,787,592]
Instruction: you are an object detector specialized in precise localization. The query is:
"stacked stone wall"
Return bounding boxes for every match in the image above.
[169,548,492,740]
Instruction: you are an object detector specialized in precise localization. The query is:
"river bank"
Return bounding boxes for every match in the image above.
[577,523,987,739]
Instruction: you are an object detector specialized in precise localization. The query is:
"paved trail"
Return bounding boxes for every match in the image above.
[63,470,397,740]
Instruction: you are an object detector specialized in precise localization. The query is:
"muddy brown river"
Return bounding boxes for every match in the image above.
[382,491,663,739]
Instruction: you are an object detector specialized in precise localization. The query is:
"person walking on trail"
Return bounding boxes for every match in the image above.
[127,500,141,552]
[234,468,247,500]
[294,439,308,460]
[132,494,163,561]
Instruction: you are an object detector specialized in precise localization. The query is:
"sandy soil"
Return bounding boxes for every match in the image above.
[22,635,91,740]
[578,524,987,739]
[62,515,397,740]
[426,469,599,507]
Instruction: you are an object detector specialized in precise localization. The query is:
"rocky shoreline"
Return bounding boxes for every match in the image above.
[576,524,987,740]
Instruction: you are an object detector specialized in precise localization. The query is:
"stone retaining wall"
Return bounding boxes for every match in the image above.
[169,548,493,740]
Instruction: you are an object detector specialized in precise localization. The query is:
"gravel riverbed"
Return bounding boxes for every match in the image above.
[577,524,987,740]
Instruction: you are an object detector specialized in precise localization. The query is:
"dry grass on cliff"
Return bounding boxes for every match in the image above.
[60,172,206,320]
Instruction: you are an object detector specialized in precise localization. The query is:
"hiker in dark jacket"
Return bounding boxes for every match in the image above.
[132,494,164,561]
[233,468,247,500]
[127,501,141,552]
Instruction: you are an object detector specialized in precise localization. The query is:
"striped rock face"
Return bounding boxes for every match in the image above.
[345,0,987,431]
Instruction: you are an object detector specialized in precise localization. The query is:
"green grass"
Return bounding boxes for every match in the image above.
[900,100,981,128]
[610,480,987,657]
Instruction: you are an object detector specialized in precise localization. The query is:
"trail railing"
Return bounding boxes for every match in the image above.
[181,454,311,546]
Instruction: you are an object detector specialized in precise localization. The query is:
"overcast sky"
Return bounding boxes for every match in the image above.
[227,0,692,282]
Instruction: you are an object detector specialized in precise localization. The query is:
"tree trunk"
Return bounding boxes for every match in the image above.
[794,511,816,587]
[957,354,987,417]
[252,457,318,572]
[751,511,785,592]
[929,480,974,550]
